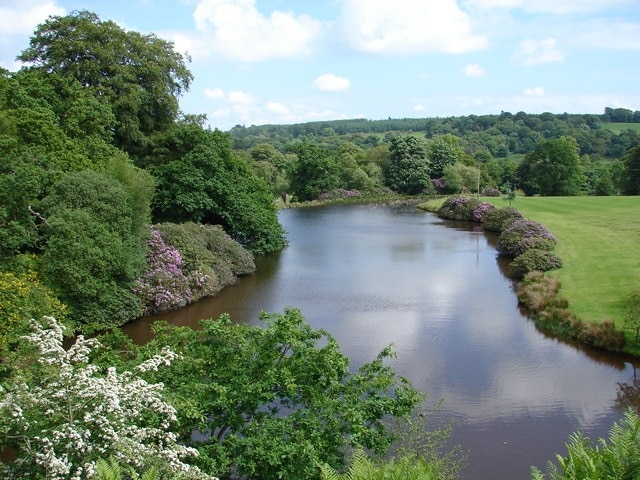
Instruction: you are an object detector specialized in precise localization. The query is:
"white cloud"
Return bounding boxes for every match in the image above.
[204,87,225,100]
[313,73,351,91]
[413,103,426,112]
[523,86,545,96]
[463,63,486,77]
[338,0,488,54]
[266,101,290,115]
[0,0,65,69]
[465,0,633,13]
[191,0,323,62]
[514,37,565,66]
[227,90,255,106]
[571,20,640,51]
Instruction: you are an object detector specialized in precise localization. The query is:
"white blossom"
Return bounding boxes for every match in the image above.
[0,317,217,480]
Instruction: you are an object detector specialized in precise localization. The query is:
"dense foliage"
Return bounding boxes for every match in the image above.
[0,10,285,339]
[125,307,423,479]
[0,317,212,480]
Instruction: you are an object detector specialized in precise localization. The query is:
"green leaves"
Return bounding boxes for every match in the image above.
[133,308,423,480]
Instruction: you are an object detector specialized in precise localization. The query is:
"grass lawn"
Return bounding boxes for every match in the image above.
[601,122,640,134]
[487,196,640,326]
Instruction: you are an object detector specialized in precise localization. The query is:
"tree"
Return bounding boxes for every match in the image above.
[427,134,464,178]
[623,289,640,341]
[517,136,584,196]
[383,136,433,194]
[0,317,214,480]
[18,10,193,155]
[621,144,640,195]
[40,171,146,330]
[151,129,286,255]
[287,142,342,200]
[131,308,423,480]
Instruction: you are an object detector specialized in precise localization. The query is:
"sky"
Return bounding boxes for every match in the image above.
[1,0,639,131]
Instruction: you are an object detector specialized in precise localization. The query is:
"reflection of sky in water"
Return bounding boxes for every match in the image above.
[271,205,628,432]
[134,204,637,480]
[270,205,633,479]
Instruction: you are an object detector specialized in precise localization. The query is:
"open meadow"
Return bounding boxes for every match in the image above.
[487,196,640,330]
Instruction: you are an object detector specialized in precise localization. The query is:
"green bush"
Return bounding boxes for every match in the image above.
[482,206,523,232]
[497,219,556,257]
[510,249,563,278]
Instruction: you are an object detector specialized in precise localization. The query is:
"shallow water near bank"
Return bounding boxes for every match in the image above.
[124,203,639,480]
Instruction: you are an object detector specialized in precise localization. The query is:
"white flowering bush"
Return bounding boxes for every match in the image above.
[0,316,216,480]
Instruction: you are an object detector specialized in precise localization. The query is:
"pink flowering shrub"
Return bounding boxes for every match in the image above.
[497,219,556,258]
[318,189,362,200]
[133,228,193,315]
[437,196,495,223]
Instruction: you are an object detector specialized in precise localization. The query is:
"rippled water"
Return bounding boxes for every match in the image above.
[125,203,639,480]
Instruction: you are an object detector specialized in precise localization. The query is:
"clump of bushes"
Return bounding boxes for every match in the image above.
[497,219,556,258]
[134,223,255,315]
[318,188,362,201]
[481,187,501,197]
[482,206,523,233]
[437,196,496,223]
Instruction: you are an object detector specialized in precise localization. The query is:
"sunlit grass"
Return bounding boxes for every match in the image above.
[488,196,640,326]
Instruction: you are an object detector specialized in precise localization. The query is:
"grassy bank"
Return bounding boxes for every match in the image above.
[490,196,640,329]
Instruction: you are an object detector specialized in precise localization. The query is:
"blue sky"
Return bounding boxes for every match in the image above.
[1,0,639,131]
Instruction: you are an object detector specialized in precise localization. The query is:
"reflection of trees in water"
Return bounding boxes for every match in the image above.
[616,364,640,414]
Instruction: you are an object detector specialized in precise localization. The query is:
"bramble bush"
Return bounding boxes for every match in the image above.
[0,317,215,480]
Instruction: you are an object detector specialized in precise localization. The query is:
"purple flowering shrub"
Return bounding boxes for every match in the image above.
[135,224,256,314]
[133,228,192,315]
[497,219,556,257]
[432,178,447,192]
[438,196,495,223]
[483,207,523,233]
[318,189,362,200]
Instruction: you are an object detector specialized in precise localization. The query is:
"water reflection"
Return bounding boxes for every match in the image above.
[124,204,637,480]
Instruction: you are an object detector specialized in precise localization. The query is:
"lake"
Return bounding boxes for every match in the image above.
[124,203,639,480]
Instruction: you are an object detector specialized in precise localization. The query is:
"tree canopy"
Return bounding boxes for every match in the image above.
[18,10,193,155]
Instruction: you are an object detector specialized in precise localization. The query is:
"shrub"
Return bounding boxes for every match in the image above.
[134,224,255,315]
[577,319,626,352]
[497,219,556,257]
[483,206,523,233]
[437,196,495,223]
[318,188,362,201]
[510,249,563,278]
[481,187,501,197]
[516,271,563,313]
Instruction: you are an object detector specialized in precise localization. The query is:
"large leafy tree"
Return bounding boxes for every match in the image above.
[427,134,464,178]
[286,143,342,200]
[151,127,286,255]
[18,10,193,155]
[382,136,433,194]
[124,308,422,480]
[40,170,147,330]
[516,136,584,196]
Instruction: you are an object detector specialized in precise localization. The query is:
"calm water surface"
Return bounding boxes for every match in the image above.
[125,204,639,480]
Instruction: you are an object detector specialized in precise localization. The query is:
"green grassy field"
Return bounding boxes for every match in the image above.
[601,122,640,134]
[488,196,640,326]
